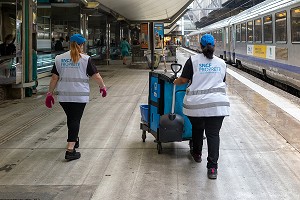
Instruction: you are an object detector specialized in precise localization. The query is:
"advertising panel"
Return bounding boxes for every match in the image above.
[266,46,276,60]
[247,45,276,60]
[253,45,267,58]
[247,45,254,56]
[154,23,164,49]
[276,47,288,60]
[140,23,149,49]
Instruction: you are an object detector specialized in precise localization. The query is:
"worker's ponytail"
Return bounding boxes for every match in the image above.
[70,41,82,63]
[201,44,214,59]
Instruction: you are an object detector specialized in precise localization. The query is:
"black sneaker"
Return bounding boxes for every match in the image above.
[207,168,217,179]
[74,137,79,148]
[65,149,81,161]
[190,151,202,163]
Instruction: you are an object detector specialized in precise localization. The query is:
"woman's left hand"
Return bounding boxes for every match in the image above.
[100,87,107,97]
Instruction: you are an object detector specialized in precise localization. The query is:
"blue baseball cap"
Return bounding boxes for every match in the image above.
[70,34,86,45]
[200,34,215,47]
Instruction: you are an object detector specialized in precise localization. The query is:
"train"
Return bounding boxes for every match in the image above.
[184,0,300,93]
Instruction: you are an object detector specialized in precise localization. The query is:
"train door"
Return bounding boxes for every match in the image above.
[226,26,232,63]
[197,34,201,50]
[230,25,235,64]
[222,27,226,60]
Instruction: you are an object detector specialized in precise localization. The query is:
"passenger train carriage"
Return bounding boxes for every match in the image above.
[184,0,300,92]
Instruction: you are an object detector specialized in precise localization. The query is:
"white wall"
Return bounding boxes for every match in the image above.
[37,39,51,51]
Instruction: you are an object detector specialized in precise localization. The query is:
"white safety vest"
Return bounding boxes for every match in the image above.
[55,51,90,103]
[183,54,230,117]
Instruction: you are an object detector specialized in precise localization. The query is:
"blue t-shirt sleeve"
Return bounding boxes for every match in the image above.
[51,63,59,76]
[86,57,98,76]
[181,57,193,80]
[51,58,98,77]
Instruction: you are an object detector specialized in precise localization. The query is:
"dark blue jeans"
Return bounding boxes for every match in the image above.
[59,102,86,142]
[188,116,225,169]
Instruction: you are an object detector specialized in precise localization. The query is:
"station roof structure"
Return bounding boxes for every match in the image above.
[194,0,265,28]
[91,0,194,22]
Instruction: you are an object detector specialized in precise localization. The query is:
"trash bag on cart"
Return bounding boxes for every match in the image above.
[146,53,161,69]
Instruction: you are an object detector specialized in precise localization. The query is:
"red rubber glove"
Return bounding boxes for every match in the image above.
[45,92,55,108]
[100,87,107,97]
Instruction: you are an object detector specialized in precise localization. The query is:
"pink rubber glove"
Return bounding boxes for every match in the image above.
[45,92,55,108]
[100,87,107,97]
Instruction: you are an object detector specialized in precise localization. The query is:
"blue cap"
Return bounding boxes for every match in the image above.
[70,34,86,45]
[200,34,215,47]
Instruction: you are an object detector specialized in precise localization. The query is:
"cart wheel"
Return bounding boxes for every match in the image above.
[142,131,146,142]
[157,142,162,154]
[189,140,193,149]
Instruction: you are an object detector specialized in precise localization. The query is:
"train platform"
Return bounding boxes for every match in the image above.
[0,51,300,200]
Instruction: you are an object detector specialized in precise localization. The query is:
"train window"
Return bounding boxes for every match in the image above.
[275,11,287,43]
[263,15,273,43]
[241,23,246,42]
[226,28,229,44]
[236,24,241,42]
[37,17,51,39]
[213,31,217,42]
[254,19,262,43]
[291,7,300,42]
[218,29,222,42]
[247,21,253,42]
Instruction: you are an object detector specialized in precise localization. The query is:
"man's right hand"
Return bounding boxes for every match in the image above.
[169,75,177,83]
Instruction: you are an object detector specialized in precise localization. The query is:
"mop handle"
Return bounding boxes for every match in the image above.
[171,79,176,114]
[170,63,182,114]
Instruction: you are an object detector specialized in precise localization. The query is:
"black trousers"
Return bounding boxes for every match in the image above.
[188,116,225,169]
[59,102,86,142]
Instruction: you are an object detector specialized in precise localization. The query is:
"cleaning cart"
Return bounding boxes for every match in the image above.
[140,63,192,154]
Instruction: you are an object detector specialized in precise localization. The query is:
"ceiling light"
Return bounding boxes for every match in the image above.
[117,17,125,21]
[86,2,99,9]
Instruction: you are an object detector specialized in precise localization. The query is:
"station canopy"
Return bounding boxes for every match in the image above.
[97,0,194,22]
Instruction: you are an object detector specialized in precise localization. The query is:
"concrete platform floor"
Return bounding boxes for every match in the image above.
[0,57,299,200]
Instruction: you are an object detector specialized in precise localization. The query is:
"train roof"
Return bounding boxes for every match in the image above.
[187,30,202,37]
[230,0,300,24]
[186,0,300,37]
[200,17,233,33]
[187,16,233,36]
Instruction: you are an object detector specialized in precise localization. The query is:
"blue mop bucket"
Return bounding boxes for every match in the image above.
[140,105,149,123]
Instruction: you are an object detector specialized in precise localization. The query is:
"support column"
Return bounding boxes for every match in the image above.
[81,14,88,52]
[11,0,36,98]
[24,0,33,97]
[106,22,110,65]
[128,28,131,44]
[115,22,120,47]
[149,22,154,71]
[120,26,123,41]
[181,17,184,35]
